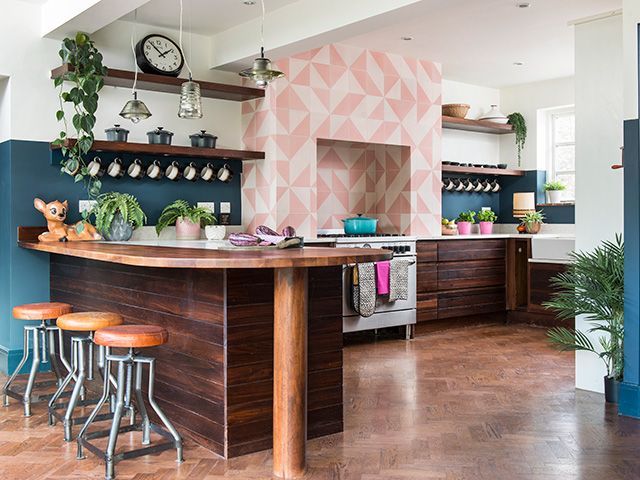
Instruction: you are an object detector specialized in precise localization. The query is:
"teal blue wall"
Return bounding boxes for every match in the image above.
[0,140,244,373]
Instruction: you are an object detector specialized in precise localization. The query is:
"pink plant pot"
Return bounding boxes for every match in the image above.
[175,218,202,240]
[479,221,494,235]
[457,221,472,235]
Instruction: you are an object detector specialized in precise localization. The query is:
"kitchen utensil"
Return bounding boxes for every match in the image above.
[342,214,378,235]
[479,105,508,124]
[86,157,104,178]
[189,130,218,148]
[106,158,124,178]
[183,162,199,181]
[200,163,216,182]
[442,103,470,118]
[165,161,181,181]
[104,124,130,142]
[146,160,163,180]
[217,163,233,183]
[146,127,174,145]
[127,158,145,179]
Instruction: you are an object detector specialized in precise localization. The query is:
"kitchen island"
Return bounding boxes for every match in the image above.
[17,228,390,478]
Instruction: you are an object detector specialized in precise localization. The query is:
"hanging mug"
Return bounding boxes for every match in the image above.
[127,158,145,180]
[217,163,233,183]
[473,179,484,192]
[107,157,124,178]
[464,179,475,192]
[165,161,182,181]
[483,180,493,192]
[200,163,216,182]
[183,162,200,182]
[454,178,464,192]
[87,156,104,178]
[146,160,163,180]
[491,180,501,192]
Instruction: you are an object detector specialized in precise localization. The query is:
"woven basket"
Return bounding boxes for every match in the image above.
[442,103,470,119]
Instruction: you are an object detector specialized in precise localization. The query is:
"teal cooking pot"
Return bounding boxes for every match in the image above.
[342,214,378,235]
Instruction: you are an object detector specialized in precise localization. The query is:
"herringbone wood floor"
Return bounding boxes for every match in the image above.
[1,324,640,479]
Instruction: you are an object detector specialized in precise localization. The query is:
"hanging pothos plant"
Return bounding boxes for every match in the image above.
[52,32,107,200]
[507,112,527,167]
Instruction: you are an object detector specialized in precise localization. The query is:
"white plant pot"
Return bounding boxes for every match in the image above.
[547,190,564,204]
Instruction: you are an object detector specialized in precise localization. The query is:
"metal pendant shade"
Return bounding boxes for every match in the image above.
[239,47,284,88]
[177,77,203,119]
[119,91,152,124]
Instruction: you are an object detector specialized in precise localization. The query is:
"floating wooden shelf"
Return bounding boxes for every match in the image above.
[442,165,524,177]
[51,64,265,102]
[442,115,514,134]
[51,139,265,161]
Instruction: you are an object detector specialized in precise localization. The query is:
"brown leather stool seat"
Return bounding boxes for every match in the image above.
[13,302,72,320]
[94,325,168,348]
[57,312,123,332]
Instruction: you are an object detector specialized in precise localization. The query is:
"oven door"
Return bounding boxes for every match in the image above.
[342,258,417,316]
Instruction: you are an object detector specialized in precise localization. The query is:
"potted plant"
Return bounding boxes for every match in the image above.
[476,210,497,235]
[523,210,545,234]
[544,235,624,403]
[543,180,567,204]
[51,32,107,202]
[93,192,146,241]
[156,200,216,240]
[441,218,457,236]
[456,210,476,235]
[507,112,527,167]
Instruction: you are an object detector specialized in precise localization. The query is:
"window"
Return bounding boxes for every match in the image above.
[546,107,575,201]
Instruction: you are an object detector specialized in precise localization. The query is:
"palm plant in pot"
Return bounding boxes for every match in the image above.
[476,210,497,235]
[456,210,476,235]
[523,210,544,234]
[93,192,146,241]
[544,180,567,204]
[544,235,624,403]
[156,200,216,240]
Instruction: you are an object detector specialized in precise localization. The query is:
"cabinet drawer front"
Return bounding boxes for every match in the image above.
[438,286,505,319]
[437,239,506,262]
[417,263,437,293]
[437,259,505,290]
[529,262,567,312]
[417,293,437,322]
[417,241,437,262]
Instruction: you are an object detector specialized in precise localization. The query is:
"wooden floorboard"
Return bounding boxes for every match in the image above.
[2,323,640,479]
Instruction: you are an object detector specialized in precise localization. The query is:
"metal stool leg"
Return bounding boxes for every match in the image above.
[48,339,79,426]
[47,326,64,385]
[3,327,31,407]
[63,339,87,441]
[23,328,41,417]
[105,360,127,480]
[133,362,150,445]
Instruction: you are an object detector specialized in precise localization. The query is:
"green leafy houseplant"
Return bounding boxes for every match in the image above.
[456,210,476,223]
[543,180,567,191]
[51,32,107,200]
[522,210,544,234]
[156,200,216,235]
[93,192,146,240]
[476,210,497,223]
[544,235,624,385]
[507,112,527,167]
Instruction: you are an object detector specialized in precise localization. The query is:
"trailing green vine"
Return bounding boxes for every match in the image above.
[51,32,107,201]
[507,112,527,167]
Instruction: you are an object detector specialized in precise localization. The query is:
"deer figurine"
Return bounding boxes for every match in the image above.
[34,198,102,242]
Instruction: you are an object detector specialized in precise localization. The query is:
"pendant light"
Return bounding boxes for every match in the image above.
[239,0,284,88]
[177,0,202,119]
[120,10,152,123]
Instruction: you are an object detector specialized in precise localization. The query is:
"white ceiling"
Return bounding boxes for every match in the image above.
[342,0,622,88]
[121,0,302,36]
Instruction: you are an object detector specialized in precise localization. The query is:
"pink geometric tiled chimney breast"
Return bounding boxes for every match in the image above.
[241,43,442,236]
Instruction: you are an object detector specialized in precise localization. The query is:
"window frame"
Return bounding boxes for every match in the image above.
[545,106,575,202]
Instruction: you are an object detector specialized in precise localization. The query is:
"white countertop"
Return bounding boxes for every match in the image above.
[416,233,575,241]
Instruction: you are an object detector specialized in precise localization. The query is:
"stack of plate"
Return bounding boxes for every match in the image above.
[478,105,508,124]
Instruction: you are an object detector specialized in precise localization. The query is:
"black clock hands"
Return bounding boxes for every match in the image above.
[150,43,164,56]
[159,48,174,58]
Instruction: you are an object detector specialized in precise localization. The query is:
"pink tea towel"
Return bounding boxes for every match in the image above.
[375,261,391,296]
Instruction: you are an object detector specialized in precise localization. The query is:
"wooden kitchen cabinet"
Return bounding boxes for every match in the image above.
[528,262,567,314]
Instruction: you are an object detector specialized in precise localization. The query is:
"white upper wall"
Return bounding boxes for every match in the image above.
[0,0,242,147]
[500,77,575,170]
[624,0,640,119]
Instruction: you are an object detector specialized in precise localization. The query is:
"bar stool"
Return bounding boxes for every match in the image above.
[77,325,183,480]
[48,312,124,441]
[3,302,73,416]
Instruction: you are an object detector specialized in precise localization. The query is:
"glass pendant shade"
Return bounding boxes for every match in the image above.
[119,92,151,123]
[239,50,284,88]
[178,79,203,119]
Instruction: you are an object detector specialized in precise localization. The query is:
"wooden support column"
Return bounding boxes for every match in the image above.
[273,267,308,478]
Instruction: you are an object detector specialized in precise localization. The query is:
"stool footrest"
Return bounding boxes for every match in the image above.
[4,385,71,403]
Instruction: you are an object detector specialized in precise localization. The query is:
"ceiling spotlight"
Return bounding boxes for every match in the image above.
[513,61,525,66]
[401,36,414,41]
[243,0,256,4]
[516,1,531,8]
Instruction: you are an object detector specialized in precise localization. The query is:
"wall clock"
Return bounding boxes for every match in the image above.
[135,34,184,77]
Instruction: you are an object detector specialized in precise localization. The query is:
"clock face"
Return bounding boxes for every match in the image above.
[136,34,184,76]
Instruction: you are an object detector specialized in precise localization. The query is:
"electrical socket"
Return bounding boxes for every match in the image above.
[197,202,215,213]
[220,202,231,214]
[79,200,97,214]
[481,207,491,212]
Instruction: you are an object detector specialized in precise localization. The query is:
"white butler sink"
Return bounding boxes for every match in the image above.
[531,236,575,262]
